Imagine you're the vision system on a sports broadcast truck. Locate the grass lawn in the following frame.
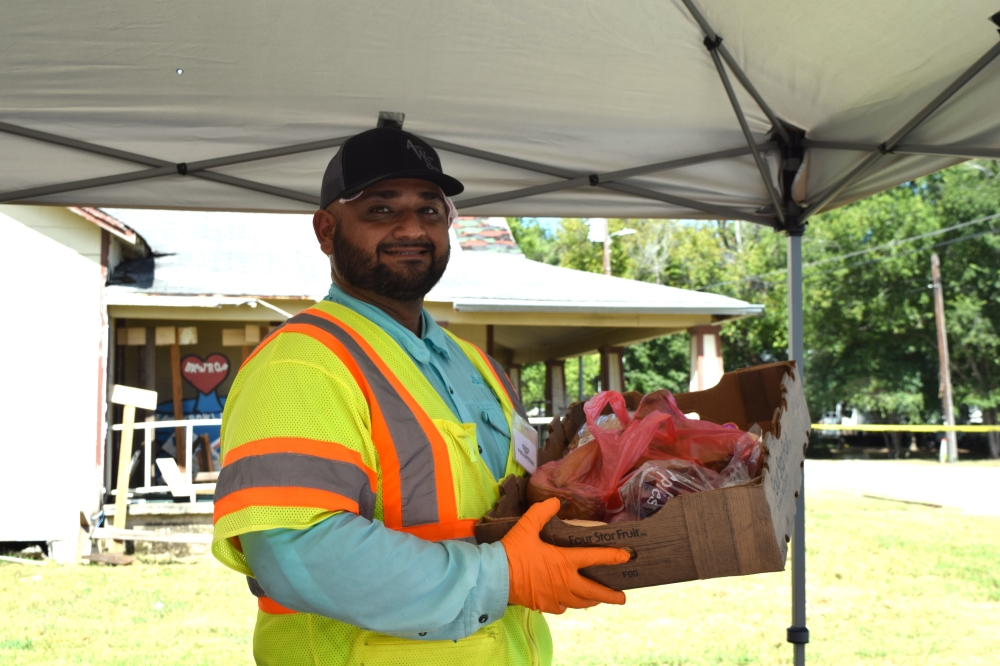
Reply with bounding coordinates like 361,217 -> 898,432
3,491 -> 998,665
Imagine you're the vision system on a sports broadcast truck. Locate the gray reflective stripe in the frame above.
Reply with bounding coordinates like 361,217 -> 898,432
215,452 -> 375,520
289,312 -> 440,527
485,353 -> 528,419
247,576 -> 267,598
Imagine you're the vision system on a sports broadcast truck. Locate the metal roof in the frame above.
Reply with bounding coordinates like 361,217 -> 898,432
102,208 -> 761,318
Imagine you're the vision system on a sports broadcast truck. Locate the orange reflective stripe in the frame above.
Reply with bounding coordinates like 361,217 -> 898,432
401,519 -> 478,542
239,324 -> 284,371
467,343 -> 528,420
258,596 -> 298,615
214,486 -> 359,524
224,438 -> 377,492
473,347 -> 514,404
307,307 -> 459,525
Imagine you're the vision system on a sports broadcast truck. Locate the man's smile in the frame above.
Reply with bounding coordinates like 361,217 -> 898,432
380,244 -> 433,259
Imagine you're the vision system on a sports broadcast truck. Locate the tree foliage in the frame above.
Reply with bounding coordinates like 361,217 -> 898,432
505,161 -> 1000,457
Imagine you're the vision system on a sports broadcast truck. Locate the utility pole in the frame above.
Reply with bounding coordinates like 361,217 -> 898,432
602,230 -> 612,276
931,253 -> 958,463
587,218 -> 636,276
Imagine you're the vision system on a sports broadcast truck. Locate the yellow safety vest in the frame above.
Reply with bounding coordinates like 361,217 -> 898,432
212,301 -> 551,666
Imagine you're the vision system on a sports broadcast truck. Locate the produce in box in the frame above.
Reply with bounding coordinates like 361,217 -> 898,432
527,388 -> 762,522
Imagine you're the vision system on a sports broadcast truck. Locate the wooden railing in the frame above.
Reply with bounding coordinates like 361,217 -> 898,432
111,418 -> 221,502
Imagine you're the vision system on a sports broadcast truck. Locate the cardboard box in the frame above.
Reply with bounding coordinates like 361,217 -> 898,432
475,361 -> 809,591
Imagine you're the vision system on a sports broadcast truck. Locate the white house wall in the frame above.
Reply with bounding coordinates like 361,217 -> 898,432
0,209 -> 106,560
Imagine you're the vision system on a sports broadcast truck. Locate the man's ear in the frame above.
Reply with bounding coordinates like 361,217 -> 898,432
313,208 -> 336,255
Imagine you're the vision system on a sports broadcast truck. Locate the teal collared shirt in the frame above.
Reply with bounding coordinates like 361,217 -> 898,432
324,283 -> 511,479
240,284 -> 512,640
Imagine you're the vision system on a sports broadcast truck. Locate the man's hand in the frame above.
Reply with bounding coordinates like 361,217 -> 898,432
501,498 -> 630,614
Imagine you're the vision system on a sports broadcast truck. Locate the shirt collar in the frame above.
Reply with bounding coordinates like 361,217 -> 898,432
324,283 -> 450,363
421,315 -> 453,361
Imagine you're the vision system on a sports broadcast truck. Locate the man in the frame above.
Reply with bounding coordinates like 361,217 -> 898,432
212,126 -> 630,666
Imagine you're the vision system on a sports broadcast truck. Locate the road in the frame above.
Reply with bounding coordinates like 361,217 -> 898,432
804,459 -> 1000,516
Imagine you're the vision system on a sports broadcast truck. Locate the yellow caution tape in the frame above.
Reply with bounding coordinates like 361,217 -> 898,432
812,423 -> 1000,433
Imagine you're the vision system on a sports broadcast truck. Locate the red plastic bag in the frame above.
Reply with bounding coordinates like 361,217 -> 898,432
527,390 -> 763,521
527,391 -> 677,520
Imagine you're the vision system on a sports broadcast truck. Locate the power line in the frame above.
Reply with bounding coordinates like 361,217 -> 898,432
701,211 -> 1000,290
801,224 -> 1000,284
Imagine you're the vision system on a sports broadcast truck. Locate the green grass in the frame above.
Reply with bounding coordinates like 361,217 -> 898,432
2,491 -> 998,665
548,492 -> 1000,666
0,555 -> 256,665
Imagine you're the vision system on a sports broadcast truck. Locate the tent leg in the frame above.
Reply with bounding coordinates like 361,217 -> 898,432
786,232 -> 808,664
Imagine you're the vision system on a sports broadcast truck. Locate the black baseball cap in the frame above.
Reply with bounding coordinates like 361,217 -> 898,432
320,127 -> 464,209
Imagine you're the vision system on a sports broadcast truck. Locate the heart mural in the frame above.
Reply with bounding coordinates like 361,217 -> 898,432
180,353 -> 231,395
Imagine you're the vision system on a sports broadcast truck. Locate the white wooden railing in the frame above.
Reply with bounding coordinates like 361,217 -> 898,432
111,418 -> 221,502
112,416 -> 553,503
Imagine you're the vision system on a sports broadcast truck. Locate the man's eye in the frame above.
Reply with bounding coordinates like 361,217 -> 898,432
420,207 -> 443,215
368,206 -> 391,214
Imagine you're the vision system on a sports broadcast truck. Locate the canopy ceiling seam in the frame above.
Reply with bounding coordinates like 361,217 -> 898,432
797,36 -> 1000,224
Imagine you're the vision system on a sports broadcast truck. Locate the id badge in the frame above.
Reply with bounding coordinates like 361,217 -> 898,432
511,412 -> 539,474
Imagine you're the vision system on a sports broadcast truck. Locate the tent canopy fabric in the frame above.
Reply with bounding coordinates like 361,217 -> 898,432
5,3 -> 999,662
2,1 -> 999,228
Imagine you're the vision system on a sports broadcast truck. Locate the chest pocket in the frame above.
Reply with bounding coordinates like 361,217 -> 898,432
432,419 -> 500,520
479,404 -> 511,443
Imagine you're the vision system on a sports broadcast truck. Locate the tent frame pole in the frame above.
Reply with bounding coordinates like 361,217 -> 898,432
803,139 -> 1000,161
0,116 -> 777,223
0,120 -> 326,205
435,137 -> 778,223
786,232 -> 808,666
798,38 -> 1000,224
677,0 -> 791,146
704,40 -> 786,225
678,7 -> 810,661
454,144 -> 768,209
5,28 -> 999,218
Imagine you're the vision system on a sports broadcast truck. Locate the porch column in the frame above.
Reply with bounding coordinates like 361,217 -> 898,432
507,364 -> 522,400
544,359 -> 567,417
599,346 -> 625,393
688,325 -> 724,392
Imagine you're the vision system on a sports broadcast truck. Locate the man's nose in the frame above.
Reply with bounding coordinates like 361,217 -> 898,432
393,209 -> 427,239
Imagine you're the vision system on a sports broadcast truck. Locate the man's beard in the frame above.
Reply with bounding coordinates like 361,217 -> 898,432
332,225 -> 449,302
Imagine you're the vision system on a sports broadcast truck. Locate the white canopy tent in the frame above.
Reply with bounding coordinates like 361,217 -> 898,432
4,1 -> 1000,662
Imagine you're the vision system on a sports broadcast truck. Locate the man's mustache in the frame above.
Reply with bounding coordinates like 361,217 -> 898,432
377,240 -> 436,253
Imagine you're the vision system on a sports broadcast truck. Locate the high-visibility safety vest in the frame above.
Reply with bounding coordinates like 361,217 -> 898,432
212,301 -> 552,666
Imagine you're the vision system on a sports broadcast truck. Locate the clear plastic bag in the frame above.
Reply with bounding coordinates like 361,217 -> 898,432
569,412 -> 625,451
616,425 -> 764,521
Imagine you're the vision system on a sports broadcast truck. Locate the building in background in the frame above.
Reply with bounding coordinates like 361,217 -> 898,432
0,206 -> 762,560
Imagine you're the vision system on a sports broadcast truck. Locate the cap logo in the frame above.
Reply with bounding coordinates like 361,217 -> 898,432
406,139 -> 440,172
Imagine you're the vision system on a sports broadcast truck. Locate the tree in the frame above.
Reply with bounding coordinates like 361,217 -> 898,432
802,184 -> 942,455
929,161 -> 1000,457
506,161 -> 1000,459
506,218 -> 557,264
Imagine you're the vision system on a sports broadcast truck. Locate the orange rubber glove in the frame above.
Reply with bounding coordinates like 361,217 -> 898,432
501,497 -> 630,614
